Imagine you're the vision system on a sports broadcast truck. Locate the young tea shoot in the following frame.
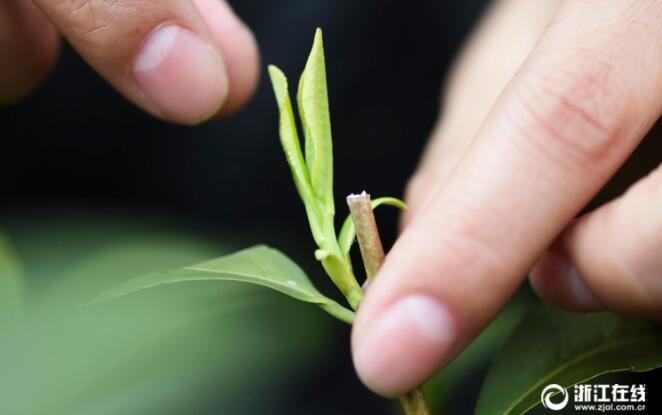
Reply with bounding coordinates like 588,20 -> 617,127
267,28 -> 406,312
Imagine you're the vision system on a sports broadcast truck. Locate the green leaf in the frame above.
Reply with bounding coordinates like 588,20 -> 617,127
297,28 -> 334,215
268,65 -> 325,244
0,232 -> 24,323
338,196 -> 407,255
269,30 -> 361,309
90,245 -> 354,324
0,214 -> 334,415
475,305 -> 662,415
267,65 -> 315,205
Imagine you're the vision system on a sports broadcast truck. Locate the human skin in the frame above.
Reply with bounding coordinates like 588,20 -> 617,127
352,0 -> 662,396
0,0 -> 259,124
3,0 -> 661,399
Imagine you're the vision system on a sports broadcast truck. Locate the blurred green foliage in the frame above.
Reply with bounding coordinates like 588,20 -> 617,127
476,305 -> 662,415
0,212 -> 331,415
0,232 -> 23,324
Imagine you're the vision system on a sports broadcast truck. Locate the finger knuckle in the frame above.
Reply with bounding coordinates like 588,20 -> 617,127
58,0 -> 122,34
55,0 -> 143,52
509,57 -> 637,171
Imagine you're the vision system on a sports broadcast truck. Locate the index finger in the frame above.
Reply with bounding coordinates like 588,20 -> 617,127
32,0 -> 258,124
351,0 -> 662,396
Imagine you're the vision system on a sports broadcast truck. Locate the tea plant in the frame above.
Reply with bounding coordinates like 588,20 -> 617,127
96,28 -> 429,413
88,29 -> 662,415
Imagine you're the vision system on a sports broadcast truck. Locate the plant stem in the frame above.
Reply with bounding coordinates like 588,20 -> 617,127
346,192 -> 432,415
346,192 -> 385,284
399,388 -> 432,415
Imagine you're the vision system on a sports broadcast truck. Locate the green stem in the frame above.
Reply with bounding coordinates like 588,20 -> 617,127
320,302 -> 356,324
345,193 -> 432,415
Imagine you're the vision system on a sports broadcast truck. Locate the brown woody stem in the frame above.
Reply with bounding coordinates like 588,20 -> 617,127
346,192 -> 431,415
398,388 -> 431,415
347,192 -> 385,284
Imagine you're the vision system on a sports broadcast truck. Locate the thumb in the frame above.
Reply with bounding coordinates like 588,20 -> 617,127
351,0 -> 662,396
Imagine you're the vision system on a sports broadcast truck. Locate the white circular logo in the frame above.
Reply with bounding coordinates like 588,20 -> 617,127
541,384 -> 569,411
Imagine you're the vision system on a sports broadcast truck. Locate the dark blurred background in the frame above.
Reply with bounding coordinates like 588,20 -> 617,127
0,0 -> 490,235
2,0 -> 661,414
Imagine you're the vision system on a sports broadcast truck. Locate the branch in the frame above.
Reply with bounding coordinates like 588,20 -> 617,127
346,192 -> 431,415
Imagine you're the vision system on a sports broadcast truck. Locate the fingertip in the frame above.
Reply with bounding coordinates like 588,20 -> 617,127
530,251 -> 603,312
214,20 -> 260,117
133,24 -> 229,125
192,0 -> 260,117
352,294 -> 457,396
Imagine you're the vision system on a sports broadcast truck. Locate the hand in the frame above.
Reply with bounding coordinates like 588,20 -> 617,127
0,0 -> 258,124
352,0 -> 662,396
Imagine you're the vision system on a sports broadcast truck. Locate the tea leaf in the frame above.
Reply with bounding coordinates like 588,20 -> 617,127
338,196 -> 407,256
267,66 -> 315,207
269,30 -> 362,302
90,245 -> 354,324
297,28 -> 334,215
475,305 -> 662,415
268,65 -> 325,243
0,232 -> 23,323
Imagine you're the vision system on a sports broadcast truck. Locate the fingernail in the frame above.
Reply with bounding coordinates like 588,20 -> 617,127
134,24 -> 228,124
352,294 -> 456,396
566,264 -> 602,309
532,252 -> 602,310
